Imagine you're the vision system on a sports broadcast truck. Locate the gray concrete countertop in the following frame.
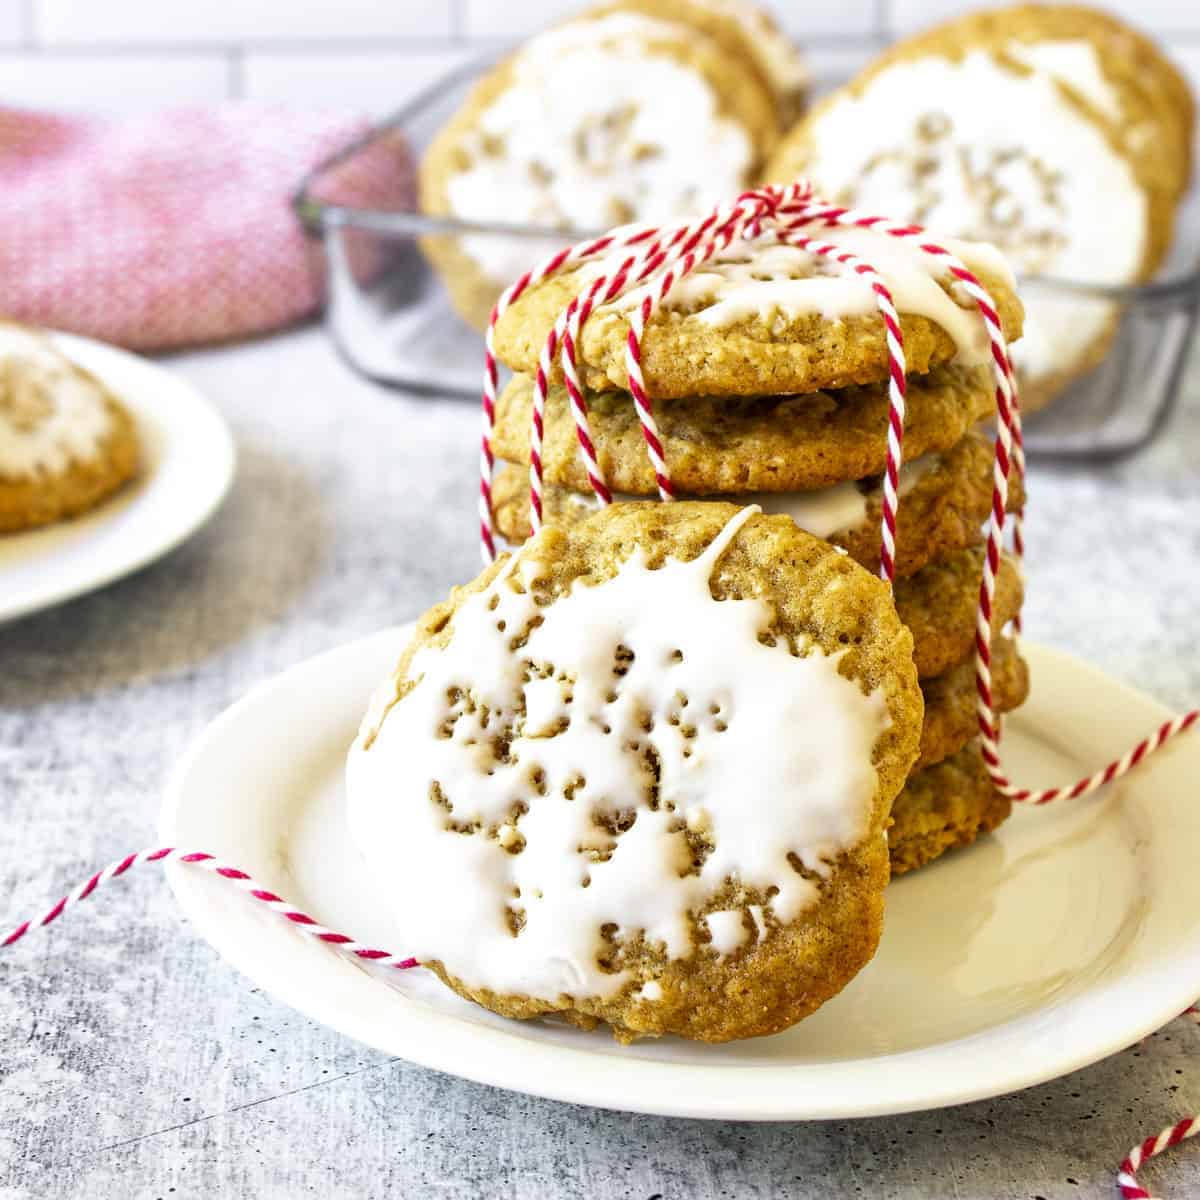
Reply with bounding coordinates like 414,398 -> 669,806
2,328 -> 1199,1199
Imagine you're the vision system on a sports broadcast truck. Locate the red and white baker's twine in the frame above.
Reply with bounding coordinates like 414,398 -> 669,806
2,848 -> 418,970
474,183 -> 1200,807
6,182 -> 1200,1194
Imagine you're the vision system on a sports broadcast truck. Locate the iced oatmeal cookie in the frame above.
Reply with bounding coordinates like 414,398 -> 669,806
916,637 -> 1028,772
348,501 -> 922,1042
493,227 -> 1022,398
420,11 -> 776,330
492,427 -> 1023,580
767,4 -> 1193,411
894,546 -> 1023,680
889,741 -> 1012,876
491,366 -> 997,495
0,322 -> 139,534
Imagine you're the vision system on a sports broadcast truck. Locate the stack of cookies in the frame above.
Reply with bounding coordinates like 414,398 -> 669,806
767,2 -> 1195,413
484,221 -> 1029,877
419,0 -> 807,330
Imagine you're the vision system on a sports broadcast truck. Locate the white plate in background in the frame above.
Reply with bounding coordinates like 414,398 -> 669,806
0,334 -> 235,623
161,632 -> 1200,1120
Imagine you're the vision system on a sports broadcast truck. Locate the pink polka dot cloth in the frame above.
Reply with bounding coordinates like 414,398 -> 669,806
0,105 -> 414,350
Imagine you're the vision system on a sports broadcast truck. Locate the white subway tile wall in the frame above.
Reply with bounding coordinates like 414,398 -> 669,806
0,0 -> 1196,113
887,0 -> 1200,33
462,0 -> 878,38
32,1 -> 455,45
0,53 -> 230,112
241,50 -> 473,114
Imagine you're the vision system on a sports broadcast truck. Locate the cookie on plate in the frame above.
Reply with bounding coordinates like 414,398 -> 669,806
420,11 -> 777,330
766,3 -> 1193,412
893,546 -> 1023,680
586,0 -> 809,125
348,501 -> 923,1042
492,426 -> 1023,580
0,322 -> 139,534
916,637 -> 1028,772
889,741 -> 1012,876
493,229 -> 1022,397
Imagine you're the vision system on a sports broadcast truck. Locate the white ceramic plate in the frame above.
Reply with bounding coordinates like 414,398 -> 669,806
0,334 -> 235,623
161,630 -> 1200,1120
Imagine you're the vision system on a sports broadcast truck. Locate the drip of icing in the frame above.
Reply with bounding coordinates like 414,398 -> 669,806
799,49 -> 1146,379
0,325 -> 113,480
741,451 -> 939,540
348,508 -> 888,1003
561,451 -> 940,541
597,230 -> 1012,367
444,13 -> 755,284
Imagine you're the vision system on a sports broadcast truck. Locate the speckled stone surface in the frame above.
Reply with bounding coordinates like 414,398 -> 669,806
2,328 -> 1199,1200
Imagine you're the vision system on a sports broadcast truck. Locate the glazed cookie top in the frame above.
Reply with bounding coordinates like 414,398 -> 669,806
766,5 -> 1183,383
492,226 -> 1022,397
492,365 -> 996,495
586,0 -> 809,124
348,502 -> 921,1007
419,11 -> 776,288
0,323 -> 117,482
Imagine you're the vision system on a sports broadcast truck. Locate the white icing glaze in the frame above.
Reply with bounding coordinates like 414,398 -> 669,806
637,979 -> 663,1001
740,451 -> 939,540
598,230 -> 1011,367
445,13 -> 755,284
754,483 -> 869,541
348,508 -> 888,1003
799,50 -> 1146,379
705,909 -> 749,956
0,325 -> 113,481
561,451 -> 939,542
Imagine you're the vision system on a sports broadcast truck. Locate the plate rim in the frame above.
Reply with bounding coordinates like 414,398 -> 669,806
160,630 -> 1200,1121
0,333 -> 236,623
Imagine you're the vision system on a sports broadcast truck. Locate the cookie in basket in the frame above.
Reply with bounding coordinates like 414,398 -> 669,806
905,5 -> 1194,209
492,228 -> 1022,397
585,0 -> 809,125
0,322 -> 139,534
347,502 -> 923,1042
492,426 -> 1023,580
765,3 -> 1193,412
889,741 -> 1012,876
419,11 -> 777,331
